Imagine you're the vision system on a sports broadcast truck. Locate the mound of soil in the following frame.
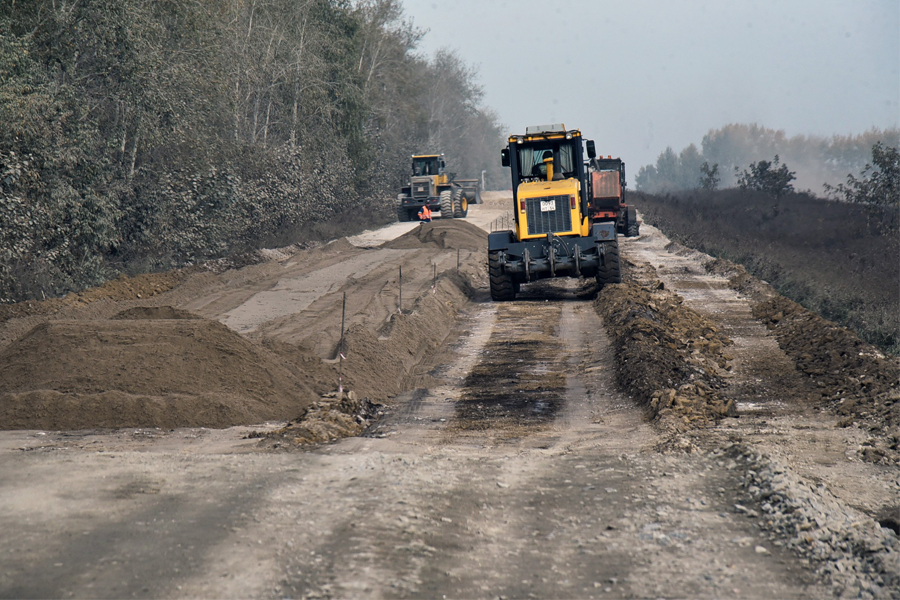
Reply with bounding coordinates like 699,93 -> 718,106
0,318 -> 316,430
594,261 -> 736,431
113,306 -> 201,320
634,190 -> 899,353
381,220 -> 488,251
260,259 -> 482,446
339,272 -> 474,402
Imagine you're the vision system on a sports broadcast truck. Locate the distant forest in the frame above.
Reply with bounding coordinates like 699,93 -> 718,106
636,124 -> 900,195
0,0 -> 506,302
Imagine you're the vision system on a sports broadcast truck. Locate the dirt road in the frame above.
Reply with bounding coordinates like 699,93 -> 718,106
0,196 -> 896,598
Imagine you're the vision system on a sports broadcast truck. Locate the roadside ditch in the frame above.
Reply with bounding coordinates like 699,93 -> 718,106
706,256 -> 899,465
595,232 -> 899,598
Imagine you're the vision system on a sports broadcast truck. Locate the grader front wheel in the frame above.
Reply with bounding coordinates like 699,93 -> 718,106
596,241 -> 622,287
488,251 -> 516,301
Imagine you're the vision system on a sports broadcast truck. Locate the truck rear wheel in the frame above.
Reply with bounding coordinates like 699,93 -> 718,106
488,251 -> 516,301
626,207 -> 639,237
439,190 -> 453,218
452,188 -> 468,218
596,241 -> 621,287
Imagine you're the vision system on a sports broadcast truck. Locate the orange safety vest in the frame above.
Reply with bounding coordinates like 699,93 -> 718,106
419,206 -> 432,220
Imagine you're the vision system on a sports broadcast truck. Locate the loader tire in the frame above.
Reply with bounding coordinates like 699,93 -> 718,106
452,188 -> 468,218
397,195 -> 412,222
439,190 -> 453,218
595,240 -> 621,287
488,251 -> 516,301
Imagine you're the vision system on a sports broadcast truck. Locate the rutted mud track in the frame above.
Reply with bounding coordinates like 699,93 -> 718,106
454,302 -> 567,431
0,196 -> 897,598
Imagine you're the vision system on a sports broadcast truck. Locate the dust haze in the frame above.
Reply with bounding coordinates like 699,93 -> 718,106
401,0 -> 900,184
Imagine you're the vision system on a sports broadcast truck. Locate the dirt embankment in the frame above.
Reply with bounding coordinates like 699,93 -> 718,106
0,271 -> 192,324
593,261 -> 736,432
0,221 -> 488,433
265,222 -> 489,445
632,190 -> 899,354
706,257 -> 900,464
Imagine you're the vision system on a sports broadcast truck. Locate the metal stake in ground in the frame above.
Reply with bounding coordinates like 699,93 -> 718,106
398,265 -> 402,314
433,263 -> 436,293
457,248 -> 460,272
338,291 -> 346,395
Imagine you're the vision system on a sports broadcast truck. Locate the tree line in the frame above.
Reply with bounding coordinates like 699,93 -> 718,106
636,123 -> 899,200
0,0 -> 506,302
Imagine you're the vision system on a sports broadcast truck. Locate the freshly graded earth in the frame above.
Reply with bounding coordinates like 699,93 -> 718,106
0,198 -> 897,599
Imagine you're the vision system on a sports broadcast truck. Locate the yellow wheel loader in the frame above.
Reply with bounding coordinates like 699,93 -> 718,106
396,154 -> 480,221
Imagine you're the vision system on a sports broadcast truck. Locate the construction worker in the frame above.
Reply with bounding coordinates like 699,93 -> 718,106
418,204 -> 432,223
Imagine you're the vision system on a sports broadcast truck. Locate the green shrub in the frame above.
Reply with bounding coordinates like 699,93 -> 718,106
735,155 -> 796,198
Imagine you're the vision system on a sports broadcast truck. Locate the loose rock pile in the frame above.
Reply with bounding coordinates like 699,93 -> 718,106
725,443 -> 900,599
263,391 -> 382,445
594,261 -> 736,431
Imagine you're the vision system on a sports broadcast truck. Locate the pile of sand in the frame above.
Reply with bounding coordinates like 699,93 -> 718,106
0,308 -> 318,430
0,222 -> 490,433
381,220 -> 487,251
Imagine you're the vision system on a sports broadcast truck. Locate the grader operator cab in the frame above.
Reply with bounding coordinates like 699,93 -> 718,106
396,154 -> 480,222
488,124 -> 621,301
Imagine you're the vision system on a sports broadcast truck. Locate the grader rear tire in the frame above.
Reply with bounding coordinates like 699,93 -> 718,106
626,207 -> 639,237
595,240 -> 621,287
439,190 -> 453,218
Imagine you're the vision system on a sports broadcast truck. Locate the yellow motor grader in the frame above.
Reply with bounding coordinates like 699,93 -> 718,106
488,124 -> 621,300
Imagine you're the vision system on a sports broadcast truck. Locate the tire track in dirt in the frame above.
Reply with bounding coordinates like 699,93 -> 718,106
451,302 -> 566,435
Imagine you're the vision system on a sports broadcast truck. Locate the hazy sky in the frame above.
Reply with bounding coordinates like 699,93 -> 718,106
400,0 -> 899,181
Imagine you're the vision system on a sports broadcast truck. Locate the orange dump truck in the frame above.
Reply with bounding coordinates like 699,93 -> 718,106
588,157 -> 640,237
